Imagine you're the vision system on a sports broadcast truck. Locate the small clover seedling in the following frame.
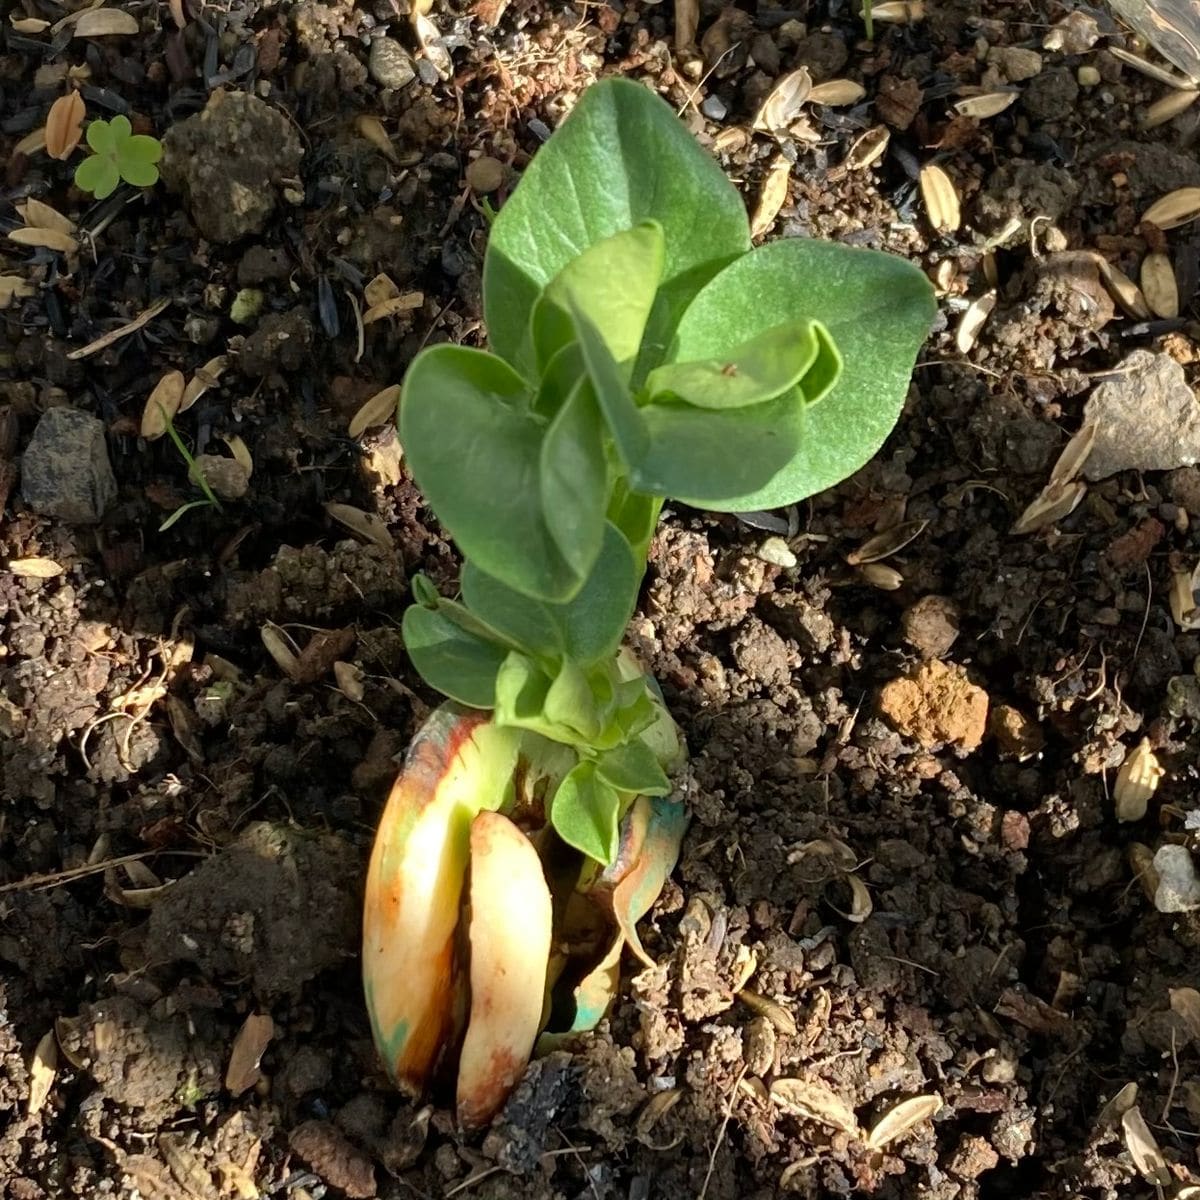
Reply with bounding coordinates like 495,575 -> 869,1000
363,78 -> 936,1122
74,116 -> 162,199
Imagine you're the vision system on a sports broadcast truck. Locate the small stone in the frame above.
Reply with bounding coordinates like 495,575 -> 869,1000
1083,350 -> 1200,480
988,46 -> 1043,82
1077,64 -> 1101,86
368,36 -> 415,90
878,659 -> 989,751
20,407 -> 117,524
1153,844 -> 1200,913
191,455 -> 250,501
701,94 -> 728,121
465,155 -> 505,194
901,594 -> 960,658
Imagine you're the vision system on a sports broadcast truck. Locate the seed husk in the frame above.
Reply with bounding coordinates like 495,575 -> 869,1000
870,0 -> 924,22
1171,565 -> 1200,629
1113,737 -> 1165,822
73,8 -> 140,36
1012,480 -> 1085,535
847,518 -> 928,565
179,355 -> 229,412
1093,255 -> 1151,319
1096,1081 -> 1138,1129
751,155 -> 791,239
45,91 -> 86,159
954,91 -> 1018,119
18,198 -> 76,235
348,384 -> 401,438
1108,45 -> 1196,90
808,79 -> 866,106
771,1078 -> 860,1135
1140,89 -> 1200,129
1140,252 -> 1179,318
1122,1106 -> 1171,1186
955,291 -> 996,353
866,1094 -> 942,1150
753,67 -> 813,133
8,227 -> 76,253
1048,421 -> 1097,488
919,163 -> 960,233
857,562 -> 903,590
140,371 -> 186,440
1142,187 -> 1200,231
845,125 -> 889,170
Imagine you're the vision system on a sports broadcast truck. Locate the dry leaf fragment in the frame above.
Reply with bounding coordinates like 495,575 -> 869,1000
348,384 -> 401,438
751,155 -> 791,239
808,79 -> 866,106
1140,252 -> 1179,318
179,355 -> 229,412
753,68 -> 813,133
919,164 -> 960,233
865,1094 -> 941,1150
45,92 -> 86,159
1012,479 -> 1085,535
7,227 -> 77,253
1096,1081 -> 1138,1129
1122,1106 -> 1171,1186
1141,89 -> 1200,129
140,371 -> 186,440
1048,421 -> 1097,488
738,989 -> 798,1035
955,291 -> 996,353
1170,987 -> 1200,1040
770,1078 -> 860,1136
73,7 -> 139,36
8,557 -> 65,578
324,501 -> 394,554
27,1029 -> 58,1116
226,1013 -> 275,1095
845,125 -> 889,170
1143,187 -> 1200,231
953,91 -> 1018,119
354,115 -> 398,164
1114,738 -> 1165,822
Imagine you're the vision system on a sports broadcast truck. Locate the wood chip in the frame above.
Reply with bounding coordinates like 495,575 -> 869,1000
1114,738 -> 1164,822
324,501 -> 394,554
1122,1106 -> 1171,1186
1140,89 -> 1200,129
67,297 -> 171,359
1140,252 -> 1179,318
73,7 -> 139,36
27,1029 -> 58,1116
919,163 -> 960,233
348,384 -> 401,438
8,227 -> 77,253
770,1078 -> 860,1136
140,371 -> 186,440
808,79 -> 865,106
751,155 -> 791,239
955,291 -> 996,353
1143,187 -> 1200,231
845,125 -> 889,170
226,1013 -> 275,1096
179,355 -> 229,412
45,92 -> 86,160
753,67 -> 813,133
865,1094 -> 941,1150
8,557 -> 65,578
954,91 -> 1018,119
18,198 -> 76,235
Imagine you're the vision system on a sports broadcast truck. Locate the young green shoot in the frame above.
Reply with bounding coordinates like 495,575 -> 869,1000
158,406 -> 223,531
74,116 -> 163,199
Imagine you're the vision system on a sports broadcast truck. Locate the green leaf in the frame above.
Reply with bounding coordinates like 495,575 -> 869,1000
533,341 -> 585,417
485,78 -> 750,380
645,319 -> 841,410
540,379 -> 607,580
400,344 -> 585,601
607,483 -> 660,567
551,761 -> 622,863
570,301 -> 649,468
74,154 -> 121,199
545,660 -> 602,741
668,239 -> 936,509
402,604 -> 508,708
85,119 -> 117,156
594,738 -> 671,796
535,222 -> 666,374
124,133 -> 163,165
119,157 -> 160,188
107,114 -> 132,141
493,652 -> 583,745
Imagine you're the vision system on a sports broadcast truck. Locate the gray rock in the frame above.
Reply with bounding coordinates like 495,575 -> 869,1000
1153,844 -> 1200,913
368,36 -> 415,90
1083,350 -> 1200,479
701,94 -> 728,121
21,407 -> 116,524
161,91 -> 303,244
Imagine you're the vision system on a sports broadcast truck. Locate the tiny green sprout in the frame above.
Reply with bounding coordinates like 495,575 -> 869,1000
158,405 -> 223,531
74,116 -> 163,200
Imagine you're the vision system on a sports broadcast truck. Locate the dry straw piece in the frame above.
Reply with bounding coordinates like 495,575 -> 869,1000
919,164 -> 960,233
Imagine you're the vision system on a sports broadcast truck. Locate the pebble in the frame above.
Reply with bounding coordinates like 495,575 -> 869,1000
1153,844 -> 1200,912
1083,349 -> 1200,480
368,36 -> 415,90
701,94 -> 728,121
20,407 -> 117,524
465,155 -> 504,194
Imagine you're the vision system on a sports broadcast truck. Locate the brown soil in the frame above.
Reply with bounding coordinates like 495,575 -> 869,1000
5,1 -> 1200,1198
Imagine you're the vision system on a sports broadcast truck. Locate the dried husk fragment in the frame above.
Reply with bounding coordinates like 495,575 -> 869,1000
1143,187 -> 1200,231
1140,89 -> 1199,129
771,1078 -> 860,1136
1170,987 -> 1200,1040
19,198 -> 76,235
45,92 -> 86,159
1170,564 -> 1200,629
73,8 -> 140,36
1113,737 -> 1164,822
1094,255 -> 1151,319
846,519 -> 927,565
1140,252 -> 1179,318
956,292 -> 995,353
751,155 -> 791,239
0,276 -> 36,308
1096,1081 -> 1138,1129
870,0 -> 924,22
27,1029 -> 57,1116
7,557 -> 64,578
324,501 -> 394,554
179,355 -> 229,412
753,68 -> 813,133
226,1013 -> 275,1096
845,125 -> 889,170
919,164 -> 960,233
866,1094 -> 942,1150
348,384 -> 401,438
954,92 -> 1017,119
140,371 -> 186,440
1121,1105 -> 1171,1186
8,227 -> 77,253
808,79 -> 866,106
1012,480 -> 1085,535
